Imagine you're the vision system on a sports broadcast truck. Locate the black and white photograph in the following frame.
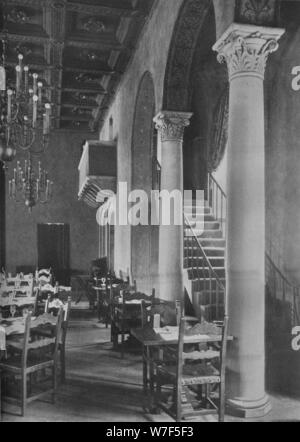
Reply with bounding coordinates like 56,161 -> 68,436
0,0 -> 300,424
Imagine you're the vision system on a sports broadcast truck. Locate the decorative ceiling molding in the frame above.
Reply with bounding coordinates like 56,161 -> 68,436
80,16 -> 106,34
7,7 -> 32,24
1,0 -> 155,131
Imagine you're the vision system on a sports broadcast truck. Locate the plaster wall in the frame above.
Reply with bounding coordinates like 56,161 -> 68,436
5,130 -> 99,274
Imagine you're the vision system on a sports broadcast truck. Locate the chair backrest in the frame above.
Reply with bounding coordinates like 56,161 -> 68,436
176,315 -> 229,382
140,290 -> 158,327
21,310 -> 63,368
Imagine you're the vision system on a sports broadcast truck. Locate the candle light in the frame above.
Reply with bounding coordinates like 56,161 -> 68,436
33,73 -> 38,95
49,181 -> 53,199
46,179 -> 50,199
9,180 -> 12,198
36,179 -> 40,199
18,54 -> 23,68
45,103 -> 51,135
15,66 -> 21,94
38,82 -> 43,104
0,66 -> 6,91
43,113 -> 47,136
32,95 -> 38,128
24,66 -> 29,94
7,89 -> 12,123
24,116 -> 28,140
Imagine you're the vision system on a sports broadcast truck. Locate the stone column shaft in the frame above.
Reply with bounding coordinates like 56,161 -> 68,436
213,23 -> 285,418
154,111 -> 192,303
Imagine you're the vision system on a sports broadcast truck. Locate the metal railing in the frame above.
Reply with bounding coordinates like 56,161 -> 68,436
266,252 -> 300,327
152,156 -> 161,191
184,214 -> 226,322
208,173 -> 226,237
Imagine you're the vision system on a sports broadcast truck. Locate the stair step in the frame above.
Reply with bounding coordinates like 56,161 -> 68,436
200,238 -> 226,247
187,267 -> 225,279
193,291 -> 225,305
184,221 -> 220,229
185,229 -> 223,239
203,247 -> 225,256
184,247 -> 225,257
192,278 -> 226,291
187,238 -> 226,248
184,257 -> 225,268
184,247 -> 225,258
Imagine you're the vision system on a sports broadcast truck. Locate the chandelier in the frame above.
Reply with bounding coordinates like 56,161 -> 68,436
0,41 -> 52,166
8,155 -> 53,211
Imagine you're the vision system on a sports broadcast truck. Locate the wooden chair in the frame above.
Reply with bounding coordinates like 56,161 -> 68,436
34,296 -> 72,383
111,285 -> 154,358
0,310 -> 63,417
154,316 -> 229,422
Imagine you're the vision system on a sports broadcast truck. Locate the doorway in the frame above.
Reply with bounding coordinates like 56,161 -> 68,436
37,223 -> 70,285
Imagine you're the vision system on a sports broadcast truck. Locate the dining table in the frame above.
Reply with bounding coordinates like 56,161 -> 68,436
131,324 -> 234,413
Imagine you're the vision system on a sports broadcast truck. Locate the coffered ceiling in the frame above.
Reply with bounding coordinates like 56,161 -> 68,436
0,0 -> 155,132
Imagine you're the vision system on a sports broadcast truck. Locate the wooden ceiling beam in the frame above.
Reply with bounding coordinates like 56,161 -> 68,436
66,39 -> 127,52
66,2 -> 146,18
4,0 -> 144,18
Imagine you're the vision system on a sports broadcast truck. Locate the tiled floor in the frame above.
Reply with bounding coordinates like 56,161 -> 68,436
2,312 -> 300,422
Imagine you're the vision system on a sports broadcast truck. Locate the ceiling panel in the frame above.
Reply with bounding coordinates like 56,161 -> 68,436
0,0 -> 155,132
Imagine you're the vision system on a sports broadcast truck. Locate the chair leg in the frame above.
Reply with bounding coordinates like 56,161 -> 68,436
60,346 -> 66,384
21,374 -> 27,417
176,384 -> 182,423
121,330 -> 125,359
52,364 -> 57,404
219,382 -> 225,422
28,373 -> 33,397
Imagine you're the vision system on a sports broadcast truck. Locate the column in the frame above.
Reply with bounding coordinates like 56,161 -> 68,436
213,23 -> 285,418
154,111 -> 192,303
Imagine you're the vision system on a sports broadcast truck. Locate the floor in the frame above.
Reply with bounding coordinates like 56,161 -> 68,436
2,311 -> 300,422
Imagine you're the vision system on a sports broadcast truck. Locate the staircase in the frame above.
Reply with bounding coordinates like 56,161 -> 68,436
183,175 -> 226,321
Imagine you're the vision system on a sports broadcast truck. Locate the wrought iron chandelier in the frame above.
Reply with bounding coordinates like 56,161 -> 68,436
0,45 -> 52,165
0,0 -> 52,166
8,155 -> 53,211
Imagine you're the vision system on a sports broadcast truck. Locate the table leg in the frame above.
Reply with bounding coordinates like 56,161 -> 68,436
97,292 -> 101,322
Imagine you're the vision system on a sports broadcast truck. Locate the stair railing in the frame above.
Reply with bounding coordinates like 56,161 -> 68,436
207,172 -> 300,326
208,173 -> 226,237
266,252 -> 300,327
152,156 -> 161,191
184,214 -> 226,321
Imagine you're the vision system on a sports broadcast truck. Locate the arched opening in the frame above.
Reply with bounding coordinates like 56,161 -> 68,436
131,72 -> 158,294
162,0 -> 228,197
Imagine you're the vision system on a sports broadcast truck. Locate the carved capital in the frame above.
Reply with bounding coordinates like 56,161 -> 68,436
213,23 -> 285,81
154,111 -> 193,143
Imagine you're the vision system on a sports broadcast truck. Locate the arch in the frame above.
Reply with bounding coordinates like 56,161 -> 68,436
163,0 -> 228,194
163,0 -> 212,112
131,71 -> 158,294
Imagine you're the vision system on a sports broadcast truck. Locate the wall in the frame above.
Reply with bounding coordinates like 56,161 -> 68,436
100,0 -> 185,284
5,130 -> 99,274
266,5 -> 300,283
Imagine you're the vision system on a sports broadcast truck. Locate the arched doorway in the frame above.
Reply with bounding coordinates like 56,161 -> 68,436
131,72 -> 158,294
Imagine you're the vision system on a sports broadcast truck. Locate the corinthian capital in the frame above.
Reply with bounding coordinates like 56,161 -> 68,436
154,111 -> 193,143
213,23 -> 285,81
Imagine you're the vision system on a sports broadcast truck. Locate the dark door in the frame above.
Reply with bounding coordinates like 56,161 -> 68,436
37,224 -> 70,285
